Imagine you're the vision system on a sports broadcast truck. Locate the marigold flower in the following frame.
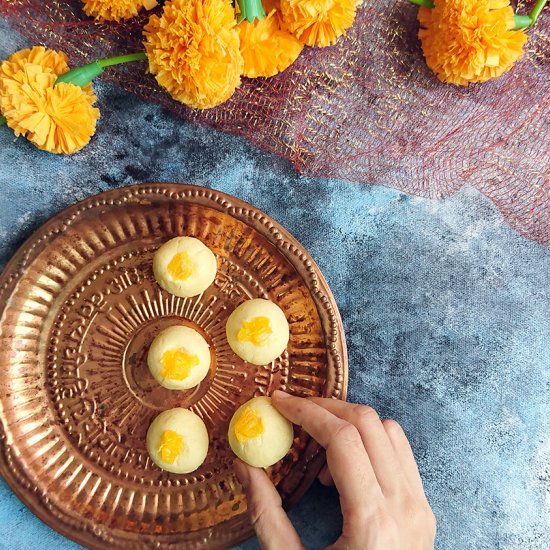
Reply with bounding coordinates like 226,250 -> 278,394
280,0 -> 356,47
0,46 -> 100,154
237,10 -> 304,77
82,0 -> 158,22
143,0 -> 244,109
263,0 -> 281,11
418,0 -> 527,85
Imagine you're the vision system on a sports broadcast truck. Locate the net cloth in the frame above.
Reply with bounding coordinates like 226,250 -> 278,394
1,0 -> 548,245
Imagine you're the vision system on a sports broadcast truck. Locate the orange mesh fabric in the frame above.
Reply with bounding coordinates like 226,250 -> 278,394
1,1 -> 548,245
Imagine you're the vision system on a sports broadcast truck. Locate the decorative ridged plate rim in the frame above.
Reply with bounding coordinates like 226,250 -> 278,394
0,183 -> 348,549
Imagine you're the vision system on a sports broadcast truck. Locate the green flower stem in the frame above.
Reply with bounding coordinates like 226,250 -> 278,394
55,61 -> 103,87
0,115 -> 5,126
55,51 -> 147,88
514,14 -> 533,29
530,0 -> 548,25
236,0 -> 266,23
408,0 -> 434,8
97,52 -> 147,68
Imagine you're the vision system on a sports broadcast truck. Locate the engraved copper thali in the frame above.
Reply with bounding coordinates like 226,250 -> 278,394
0,183 -> 347,549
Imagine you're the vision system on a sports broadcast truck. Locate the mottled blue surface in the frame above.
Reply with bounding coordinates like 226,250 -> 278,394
0,20 -> 549,550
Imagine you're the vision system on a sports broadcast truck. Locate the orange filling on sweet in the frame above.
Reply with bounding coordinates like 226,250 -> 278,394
234,406 -> 264,442
161,348 -> 200,380
167,251 -> 194,281
237,316 -> 272,346
159,430 -> 183,464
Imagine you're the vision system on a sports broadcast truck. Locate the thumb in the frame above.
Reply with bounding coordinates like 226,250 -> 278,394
234,459 -> 304,550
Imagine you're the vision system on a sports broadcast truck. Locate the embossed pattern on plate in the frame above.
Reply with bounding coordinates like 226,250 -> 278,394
0,184 -> 348,549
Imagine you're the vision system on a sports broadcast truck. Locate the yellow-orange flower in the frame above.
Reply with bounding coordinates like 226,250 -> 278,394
418,0 -> 527,85
280,0 -> 356,47
263,0 -> 283,13
82,0 -> 158,22
237,10 -> 303,77
143,0 -> 244,109
0,46 -> 100,154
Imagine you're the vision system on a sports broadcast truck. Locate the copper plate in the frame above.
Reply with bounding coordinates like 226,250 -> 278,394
0,183 -> 347,549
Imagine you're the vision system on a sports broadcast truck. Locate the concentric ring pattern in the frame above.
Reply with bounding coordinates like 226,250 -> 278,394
0,184 -> 347,549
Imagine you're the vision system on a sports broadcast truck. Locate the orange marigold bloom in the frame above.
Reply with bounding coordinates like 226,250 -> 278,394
261,0 -> 290,30
237,10 -> 304,77
418,0 -> 527,85
143,0 -> 243,109
0,46 -> 100,154
280,0 -> 356,47
82,0 -> 158,22
263,0 -> 281,12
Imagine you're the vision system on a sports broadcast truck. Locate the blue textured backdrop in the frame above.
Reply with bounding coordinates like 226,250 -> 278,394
0,20 -> 549,550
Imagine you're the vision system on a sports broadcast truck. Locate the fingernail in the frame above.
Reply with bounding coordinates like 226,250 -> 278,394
233,459 -> 250,489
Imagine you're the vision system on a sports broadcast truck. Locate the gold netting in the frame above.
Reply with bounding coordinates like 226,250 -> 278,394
1,0 -> 548,245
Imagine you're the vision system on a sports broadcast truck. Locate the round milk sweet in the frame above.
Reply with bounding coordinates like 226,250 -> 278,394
147,325 -> 211,390
228,396 -> 294,468
226,299 -> 289,365
153,236 -> 217,297
147,408 -> 209,474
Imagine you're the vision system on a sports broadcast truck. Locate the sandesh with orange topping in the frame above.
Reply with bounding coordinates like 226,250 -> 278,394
153,236 -> 217,298
147,408 -> 209,474
226,299 -> 290,365
228,396 -> 293,468
147,325 -> 211,390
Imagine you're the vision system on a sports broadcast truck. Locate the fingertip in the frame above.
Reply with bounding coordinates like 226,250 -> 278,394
272,390 -> 296,415
318,463 -> 334,486
239,461 -> 304,548
233,459 -> 251,489
272,389 -> 291,401
235,459 -> 273,493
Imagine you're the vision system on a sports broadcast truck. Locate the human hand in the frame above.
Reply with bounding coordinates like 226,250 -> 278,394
234,390 -> 436,550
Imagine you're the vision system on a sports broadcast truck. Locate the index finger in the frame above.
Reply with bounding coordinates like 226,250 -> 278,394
272,391 -> 383,515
